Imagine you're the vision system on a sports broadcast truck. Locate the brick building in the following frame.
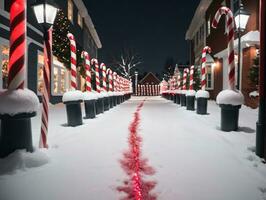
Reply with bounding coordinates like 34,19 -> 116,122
186,0 -> 259,108
0,0 -> 102,103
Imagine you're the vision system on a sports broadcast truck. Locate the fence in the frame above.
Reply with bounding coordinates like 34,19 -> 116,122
135,84 -> 160,96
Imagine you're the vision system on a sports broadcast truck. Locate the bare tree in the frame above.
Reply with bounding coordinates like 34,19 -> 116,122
112,48 -> 142,79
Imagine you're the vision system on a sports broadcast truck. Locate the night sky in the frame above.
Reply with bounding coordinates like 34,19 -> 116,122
84,0 -> 198,75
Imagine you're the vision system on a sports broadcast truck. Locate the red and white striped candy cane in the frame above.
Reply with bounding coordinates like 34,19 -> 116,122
91,58 -> 101,93
8,0 -> 26,90
39,28 -> 52,149
182,68 -> 188,90
113,72 -> 117,92
177,73 -> 181,90
100,63 -> 107,92
106,68 -> 113,92
201,46 -> 212,90
212,7 -> 235,90
67,33 -> 77,90
189,65 -> 194,90
82,51 -> 91,92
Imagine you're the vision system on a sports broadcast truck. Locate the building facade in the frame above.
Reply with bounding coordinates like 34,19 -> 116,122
0,0 -> 102,103
186,0 -> 260,108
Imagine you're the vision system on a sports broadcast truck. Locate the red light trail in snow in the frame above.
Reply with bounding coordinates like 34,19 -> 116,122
117,99 -> 157,200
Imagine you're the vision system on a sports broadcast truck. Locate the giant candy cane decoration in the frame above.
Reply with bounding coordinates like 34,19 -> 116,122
91,58 -> 101,93
212,7 -> 235,90
189,65 -> 194,90
82,51 -> 92,92
106,68 -> 113,92
8,0 -> 26,90
201,46 -> 212,90
67,33 -> 77,90
182,68 -> 188,90
100,63 -> 107,92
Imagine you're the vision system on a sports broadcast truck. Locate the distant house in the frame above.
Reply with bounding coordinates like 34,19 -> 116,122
185,0 -> 259,108
139,72 -> 160,85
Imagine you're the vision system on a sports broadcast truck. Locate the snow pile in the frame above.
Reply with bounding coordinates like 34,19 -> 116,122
0,89 -> 39,116
175,90 -> 182,94
108,91 -> 115,96
83,92 -> 98,101
216,89 -> 244,105
186,90 -> 196,96
181,90 -> 187,95
249,91 -> 259,98
196,90 -> 210,98
0,149 -> 49,175
62,90 -> 83,102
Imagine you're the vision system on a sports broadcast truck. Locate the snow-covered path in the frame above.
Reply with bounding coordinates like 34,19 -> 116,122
1,96 -> 266,200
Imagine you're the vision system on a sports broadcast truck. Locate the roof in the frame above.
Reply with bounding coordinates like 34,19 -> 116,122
73,0 -> 102,48
185,0 -> 212,40
139,72 -> 160,84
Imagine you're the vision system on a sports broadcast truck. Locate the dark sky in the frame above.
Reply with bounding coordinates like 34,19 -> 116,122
83,0 -> 198,75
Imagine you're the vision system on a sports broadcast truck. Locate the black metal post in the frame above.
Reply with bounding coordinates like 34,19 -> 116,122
256,0 -> 266,159
237,30 -> 241,90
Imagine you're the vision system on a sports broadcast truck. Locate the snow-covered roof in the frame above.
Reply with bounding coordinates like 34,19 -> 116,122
73,0 -> 102,49
185,0 -> 212,40
215,31 -> 260,58
139,72 -> 160,84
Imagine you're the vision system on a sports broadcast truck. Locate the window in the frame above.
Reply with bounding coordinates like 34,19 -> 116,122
232,0 -> 240,14
68,0 -> 73,23
206,65 -> 214,89
0,0 -> 4,9
207,17 -> 211,36
77,13 -> 83,28
37,53 -> 44,95
52,56 -> 69,95
0,45 -> 9,89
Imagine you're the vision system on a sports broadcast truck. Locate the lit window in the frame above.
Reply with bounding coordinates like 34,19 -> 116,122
77,13 -> 83,28
68,0 -> 73,23
207,17 -> 211,36
1,45 -> 9,89
206,65 -> 214,90
37,53 -> 44,94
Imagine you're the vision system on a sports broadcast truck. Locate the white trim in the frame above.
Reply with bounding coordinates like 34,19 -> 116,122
27,23 -> 43,36
0,8 -> 9,17
0,24 -> 9,31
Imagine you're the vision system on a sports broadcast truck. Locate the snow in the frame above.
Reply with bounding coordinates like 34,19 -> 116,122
0,89 -> 39,116
62,90 -> 83,102
0,96 -> 265,200
249,91 -> 259,98
83,92 -> 98,101
185,90 -> 196,96
175,90 -> 182,94
216,89 -> 244,106
196,90 -> 210,98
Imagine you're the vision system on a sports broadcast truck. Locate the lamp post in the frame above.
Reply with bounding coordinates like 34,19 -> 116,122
135,70 -> 138,95
234,2 -> 250,90
256,0 -> 266,159
32,0 -> 58,148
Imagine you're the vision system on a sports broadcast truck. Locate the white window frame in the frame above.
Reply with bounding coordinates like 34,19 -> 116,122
68,0 -> 73,23
206,65 -> 214,90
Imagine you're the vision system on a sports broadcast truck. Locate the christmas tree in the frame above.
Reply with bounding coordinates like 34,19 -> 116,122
248,56 -> 259,89
193,66 -> 201,91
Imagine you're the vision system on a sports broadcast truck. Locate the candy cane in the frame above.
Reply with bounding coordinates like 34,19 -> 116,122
113,72 -> 117,92
183,68 -> 188,90
100,63 -> 107,92
212,7 -> 235,90
177,73 -> 181,90
91,58 -> 101,93
81,51 -> 91,92
39,28 -> 52,149
8,0 -> 26,90
67,33 -> 77,90
201,46 -> 212,90
106,68 -> 113,92
189,65 -> 194,90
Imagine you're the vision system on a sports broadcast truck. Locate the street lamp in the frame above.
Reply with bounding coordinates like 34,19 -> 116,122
234,3 -> 250,90
135,70 -> 138,95
32,0 -> 58,148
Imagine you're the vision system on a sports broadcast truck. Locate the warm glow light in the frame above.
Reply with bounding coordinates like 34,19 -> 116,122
32,2 -> 58,27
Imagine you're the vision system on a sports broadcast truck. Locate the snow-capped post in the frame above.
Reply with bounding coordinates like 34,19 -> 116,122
82,51 -> 97,119
186,65 -> 196,111
62,33 -> 83,127
91,58 -> 104,114
107,68 -> 114,108
39,28 -> 52,149
181,68 -> 188,107
212,7 -> 244,131
256,0 -> 266,158
100,63 -> 110,111
0,0 -> 39,158
196,46 -> 212,115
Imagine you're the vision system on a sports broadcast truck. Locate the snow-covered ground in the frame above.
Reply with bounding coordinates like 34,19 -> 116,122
0,96 -> 266,200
